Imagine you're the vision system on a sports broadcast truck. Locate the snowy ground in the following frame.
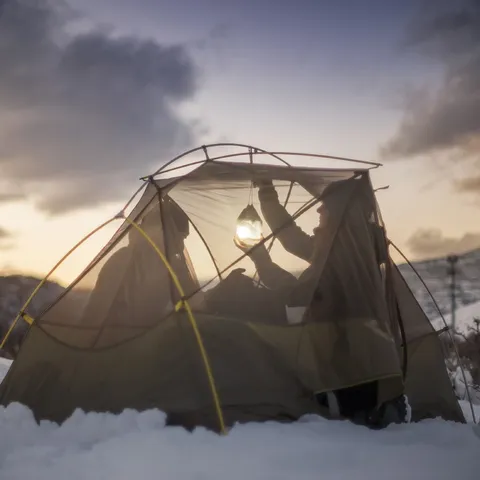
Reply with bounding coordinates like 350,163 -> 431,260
0,357 -> 10,382
0,358 -> 479,480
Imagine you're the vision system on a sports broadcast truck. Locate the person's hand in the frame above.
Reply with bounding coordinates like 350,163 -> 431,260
229,268 -> 246,277
233,236 -> 253,253
253,178 -> 273,189
234,235 -> 266,252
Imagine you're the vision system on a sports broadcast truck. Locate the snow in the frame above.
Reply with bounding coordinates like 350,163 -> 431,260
452,367 -> 480,406
431,300 -> 480,336
1,407 -> 480,480
460,399 -> 480,424
0,357 -> 10,382
0,359 -> 479,479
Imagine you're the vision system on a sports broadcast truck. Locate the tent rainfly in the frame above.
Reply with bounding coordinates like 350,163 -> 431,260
0,144 -> 467,434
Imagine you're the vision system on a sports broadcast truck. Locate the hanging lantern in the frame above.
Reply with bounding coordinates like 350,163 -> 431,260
234,204 -> 263,248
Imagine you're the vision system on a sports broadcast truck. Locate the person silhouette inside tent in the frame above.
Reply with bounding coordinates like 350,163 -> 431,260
160,197 -> 201,304
234,177 -> 407,429
81,196 -> 199,330
234,178 -> 350,304
235,177 -> 388,305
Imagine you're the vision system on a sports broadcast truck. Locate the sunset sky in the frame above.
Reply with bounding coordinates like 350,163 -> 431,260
1,0 -> 479,285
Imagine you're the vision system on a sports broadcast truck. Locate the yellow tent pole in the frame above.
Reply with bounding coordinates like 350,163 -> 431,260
123,216 -> 226,435
0,218 -> 117,350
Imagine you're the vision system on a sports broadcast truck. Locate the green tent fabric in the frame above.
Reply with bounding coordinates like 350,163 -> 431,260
0,145 -> 465,431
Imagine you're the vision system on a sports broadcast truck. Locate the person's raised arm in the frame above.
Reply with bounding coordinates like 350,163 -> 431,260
234,239 -> 297,292
257,180 -> 314,262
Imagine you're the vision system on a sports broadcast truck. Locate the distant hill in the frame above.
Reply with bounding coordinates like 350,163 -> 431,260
0,275 -> 66,356
398,247 -> 480,320
0,275 -> 65,327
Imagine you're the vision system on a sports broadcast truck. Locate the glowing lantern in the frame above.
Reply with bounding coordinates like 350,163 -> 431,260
234,204 -> 263,248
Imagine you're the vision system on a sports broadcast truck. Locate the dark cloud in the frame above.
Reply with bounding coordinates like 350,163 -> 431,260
0,192 -> 26,204
0,226 -> 14,251
0,227 -> 10,240
0,0 -> 199,214
381,0 -> 480,194
454,175 -> 480,193
407,228 -> 480,259
405,2 -> 480,60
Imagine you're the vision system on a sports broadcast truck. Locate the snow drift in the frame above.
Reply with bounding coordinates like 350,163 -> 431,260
0,358 -> 479,479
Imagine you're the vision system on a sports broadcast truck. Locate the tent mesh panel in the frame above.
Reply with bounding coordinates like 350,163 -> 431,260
0,159 -> 464,427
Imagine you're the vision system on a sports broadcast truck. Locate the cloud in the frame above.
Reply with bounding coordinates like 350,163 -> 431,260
0,192 -> 26,204
454,175 -> 480,193
0,0 -> 199,214
0,226 -> 14,250
381,0 -> 480,194
407,228 -> 480,259
0,227 -> 10,240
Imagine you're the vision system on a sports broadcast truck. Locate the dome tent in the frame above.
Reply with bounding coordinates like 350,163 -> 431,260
0,144 -> 465,433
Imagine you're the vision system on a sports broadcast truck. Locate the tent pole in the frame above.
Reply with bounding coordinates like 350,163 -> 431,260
122,216 -> 226,435
142,143 -> 293,179
173,205 -> 223,282
0,217 -> 117,351
252,181 -> 294,285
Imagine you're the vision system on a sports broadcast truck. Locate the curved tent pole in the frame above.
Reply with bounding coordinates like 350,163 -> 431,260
162,143 -> 291,171
122,216 -> 226,435
123,180 -> 150,214
150,151 -> 379,179
206,151 -> 380,169
252,180 -> 295,285
269,151 -> 381,168
142,143 -> 292,179
141,143 -> 382,181
152,159 -> 208,177
389,240 -> 477,424
168,201 -> 223,282
151,151 -> 289,179
86,181 -> 150,262
1,211 -> 226,435
37,192 -> 163,326
184,192 -> 326,299
47,181 -> 152,300
0,217 -> 117,350
188,216 -> 223,281
82,180 -> 150,272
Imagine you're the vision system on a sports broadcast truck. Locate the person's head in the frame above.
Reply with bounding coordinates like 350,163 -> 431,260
125,199 -> 190,251
122,208 -> 159,247
315,202 -> 330,229
314,178 -> 355,232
